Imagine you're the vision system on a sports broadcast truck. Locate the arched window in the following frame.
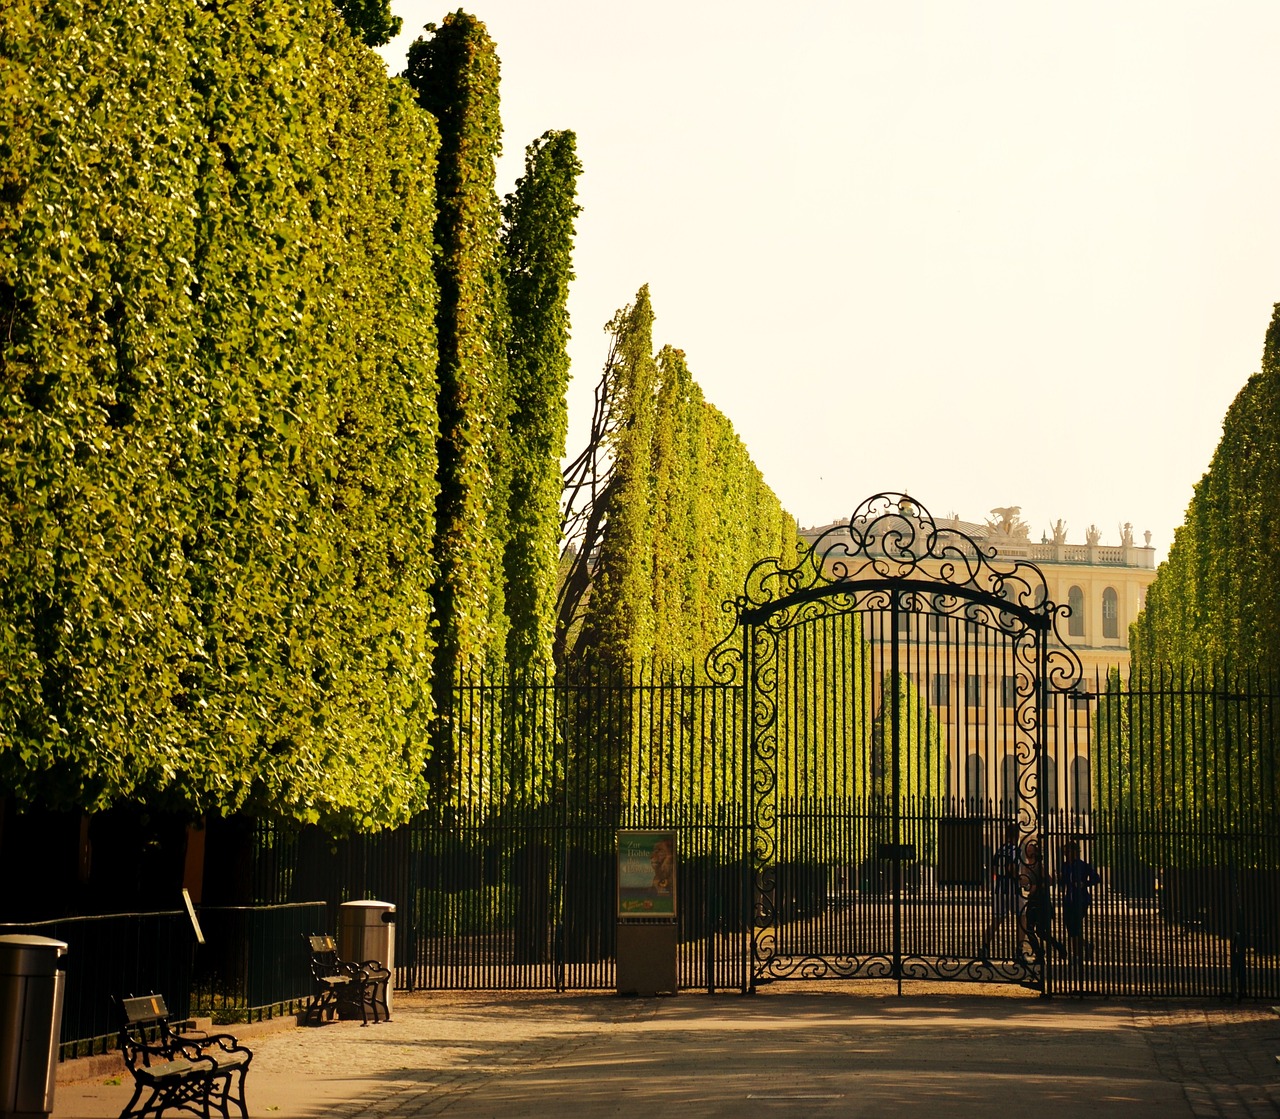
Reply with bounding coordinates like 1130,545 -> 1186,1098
1001,754 -> 1018,813
966,754 -> 986,810
1044,755 -> 1058,814
1071,756 -> 1091,815
1068,586 -> 1085,637
1102,587 -> 1119,639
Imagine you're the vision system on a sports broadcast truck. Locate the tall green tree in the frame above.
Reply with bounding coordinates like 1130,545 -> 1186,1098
863,673 -> 944,863
501,130 -> 581,678
570,289 -> 659,673
648,345 -> 700,667
1124,307 -> 1280,851
1132,305 -> 1280,671
564,286 -> 803,677
406,13 -> 511,697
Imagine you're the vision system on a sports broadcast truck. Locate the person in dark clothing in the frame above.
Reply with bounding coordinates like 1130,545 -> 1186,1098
1019,840 -> 1066,963
1059,840 -> 1102,964
979,822 -> 1021,963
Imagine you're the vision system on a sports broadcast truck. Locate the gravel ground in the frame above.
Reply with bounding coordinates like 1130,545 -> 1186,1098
52,987 -> 1280,1119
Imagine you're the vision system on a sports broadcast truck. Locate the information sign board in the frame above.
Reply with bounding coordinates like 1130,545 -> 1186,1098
616,830 -> 676,919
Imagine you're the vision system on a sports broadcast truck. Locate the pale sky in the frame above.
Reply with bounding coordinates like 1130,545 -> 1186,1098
378,2 -> 1280,562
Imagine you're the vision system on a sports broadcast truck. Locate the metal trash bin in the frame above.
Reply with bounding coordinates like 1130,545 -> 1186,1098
0,935 -> 68,1119
337,901 -> 394,1015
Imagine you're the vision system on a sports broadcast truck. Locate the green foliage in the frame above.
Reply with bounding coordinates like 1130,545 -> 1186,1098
1092,664 -> 1278,872
0,0 -> 440,830
406,11 -> 510,690
501,130 -> 581,678
572,289 -> 659,672
332,0 -> 402,47
867,672 -> 945,862
1122,308 -> 1280,853
871,673 -> 946,805
570,290 -> 801,675
557,287 -> 809,813
774,612 -> 875,808
1132,305 -> 1280,672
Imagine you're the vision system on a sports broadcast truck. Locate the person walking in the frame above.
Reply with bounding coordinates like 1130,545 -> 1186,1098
979,822 -> 1021,963
1059,840 -> 1102,965
1019,839 -> 1066,963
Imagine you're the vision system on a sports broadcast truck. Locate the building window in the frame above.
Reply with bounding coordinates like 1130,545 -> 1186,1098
1102,587 -> 1119,639
1068,586 -> 1085,637
896,610 -> 910,636
928,612 -> 947,635
931,675 -> 950,706
1002,676 -> 1018,708
966,754 -> 986,808
1071,756 -> 1091,815
1044,755 -> 1058,812
966,674 -> 982,706
1001,754 -> 1018,811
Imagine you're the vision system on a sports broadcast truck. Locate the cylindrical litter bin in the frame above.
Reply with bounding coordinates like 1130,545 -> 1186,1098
0,935 -> 68,1119
337,901 -> 394,1015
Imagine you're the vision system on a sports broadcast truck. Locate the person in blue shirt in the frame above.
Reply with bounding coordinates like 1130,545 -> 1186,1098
1059,840 -> 1102,964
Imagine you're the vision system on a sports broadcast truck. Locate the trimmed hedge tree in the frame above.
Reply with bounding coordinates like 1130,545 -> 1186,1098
569,288 -> 801,674
502,130 -> 581,679
0,0 -> 441,830
1131,305 -> 1280,672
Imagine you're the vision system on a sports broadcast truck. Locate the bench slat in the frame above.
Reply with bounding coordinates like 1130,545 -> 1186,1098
136,1059 -> 202,1082
120,994 -> 170,1025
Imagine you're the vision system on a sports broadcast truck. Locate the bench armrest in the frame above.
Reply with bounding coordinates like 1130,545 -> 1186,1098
197,1033 -> 249,1052
122,1038 -> 181,1069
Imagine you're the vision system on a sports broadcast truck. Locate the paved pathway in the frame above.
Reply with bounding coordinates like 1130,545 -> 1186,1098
53,987 -> 1280,1119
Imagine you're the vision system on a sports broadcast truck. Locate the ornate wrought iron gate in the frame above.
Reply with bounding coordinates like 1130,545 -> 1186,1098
708,493 -> 1082,991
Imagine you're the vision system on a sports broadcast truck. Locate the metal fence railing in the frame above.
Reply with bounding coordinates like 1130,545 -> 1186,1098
236,665 -> 1276,1000
0,910 -> 195,1058
6,664 -> 1278,1033
190,902 -> 325,1023
0,901 -> 325,1057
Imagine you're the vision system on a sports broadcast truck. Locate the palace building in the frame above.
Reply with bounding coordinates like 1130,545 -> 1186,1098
799,505 -> 1157,680
796,505 -> 1158,815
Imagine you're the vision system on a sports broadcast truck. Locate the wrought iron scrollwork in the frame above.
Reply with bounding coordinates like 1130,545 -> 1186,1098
705,492 -> 1084,988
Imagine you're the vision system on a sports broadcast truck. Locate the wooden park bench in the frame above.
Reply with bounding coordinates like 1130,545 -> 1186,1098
303,934 -> 391,1026
114,993 -> 252,1119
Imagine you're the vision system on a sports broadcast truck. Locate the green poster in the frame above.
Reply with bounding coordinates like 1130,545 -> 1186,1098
617,831 -> 676,918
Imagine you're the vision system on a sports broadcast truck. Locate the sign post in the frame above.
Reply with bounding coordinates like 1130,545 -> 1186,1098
615,830 -> 678,996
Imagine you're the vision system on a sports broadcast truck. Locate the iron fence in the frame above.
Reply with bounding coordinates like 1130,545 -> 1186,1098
1,901 -> 325,1056
1075,665 -> 1280,998
21,664 -> 1273,1022
0,910 -> 195,1058
243,664 -> 1278,999
191,902 -> 325,1022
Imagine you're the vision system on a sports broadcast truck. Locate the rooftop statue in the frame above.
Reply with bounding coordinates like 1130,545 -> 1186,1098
987,506 -> 1030,540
